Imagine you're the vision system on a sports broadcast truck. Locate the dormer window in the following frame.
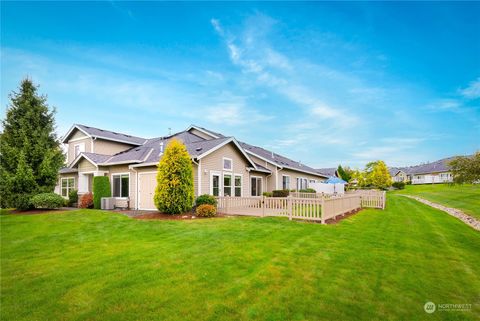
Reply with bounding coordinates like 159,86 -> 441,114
223,157 -> 232,171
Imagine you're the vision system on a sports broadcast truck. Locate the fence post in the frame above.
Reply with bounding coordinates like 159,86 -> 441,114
288,196 -> 292,220
225,197 -> 229,215
382,191 -> 386,210
321,197 -> 325,224
262,195 -> 265,217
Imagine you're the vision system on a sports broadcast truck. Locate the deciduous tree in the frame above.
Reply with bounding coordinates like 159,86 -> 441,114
449,152 -> 480,184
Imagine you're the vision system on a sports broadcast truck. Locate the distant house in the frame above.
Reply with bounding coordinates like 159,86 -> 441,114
56,124 -> 328,210
389,156 -> 458,185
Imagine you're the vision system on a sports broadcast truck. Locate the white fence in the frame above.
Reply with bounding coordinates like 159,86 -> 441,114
216,190 -> 385,223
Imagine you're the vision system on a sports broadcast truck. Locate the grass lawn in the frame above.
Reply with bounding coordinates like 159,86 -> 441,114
1,195 -> 479,321
395,184 -> 480,220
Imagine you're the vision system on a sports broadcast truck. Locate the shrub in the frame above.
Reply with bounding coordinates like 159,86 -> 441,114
93,176 -> 111,209
272,189 -> 289,197
299,188 -> 316,193
31,193 -> 65,209
195,204 -> 216,217
68,189 -> 78,206
78,192 -> 94,209
262,192 -> 273,197
195,194 -> 217,207
392,181 -> 405,190
154,139 -> 195,214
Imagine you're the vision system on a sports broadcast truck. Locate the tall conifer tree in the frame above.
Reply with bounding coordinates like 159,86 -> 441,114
0,79 -> 65,209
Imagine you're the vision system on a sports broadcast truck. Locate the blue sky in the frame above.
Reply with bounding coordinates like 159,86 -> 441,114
1,1 -> 479,168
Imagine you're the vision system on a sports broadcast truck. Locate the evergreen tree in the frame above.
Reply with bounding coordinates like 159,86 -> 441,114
154,139 -> 194,214
0,79 -> 65,209
337,165 -> 352,182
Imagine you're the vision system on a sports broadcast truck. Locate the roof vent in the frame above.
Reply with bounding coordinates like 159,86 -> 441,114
159,141 -> 164,155
271,151 -> 275,159
196,147 -> 202,152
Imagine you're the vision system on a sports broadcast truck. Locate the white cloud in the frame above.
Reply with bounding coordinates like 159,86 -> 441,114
460,77 -> 480,99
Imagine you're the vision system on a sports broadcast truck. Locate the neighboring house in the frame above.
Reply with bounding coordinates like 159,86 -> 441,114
389,167 -> 408,183
57,124 -> 328,210
388,156 -> 457,185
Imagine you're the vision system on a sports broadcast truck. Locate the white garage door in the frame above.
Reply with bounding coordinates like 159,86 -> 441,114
138,172 -> 157,210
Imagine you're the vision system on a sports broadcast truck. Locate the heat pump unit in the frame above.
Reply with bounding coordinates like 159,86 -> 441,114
101,197 -> 115,210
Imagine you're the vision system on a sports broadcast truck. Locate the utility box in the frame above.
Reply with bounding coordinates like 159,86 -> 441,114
101,197 -> 115,210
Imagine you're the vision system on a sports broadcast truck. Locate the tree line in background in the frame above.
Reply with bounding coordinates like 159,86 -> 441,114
449,152 -> 480,184
337,162 -> 392,190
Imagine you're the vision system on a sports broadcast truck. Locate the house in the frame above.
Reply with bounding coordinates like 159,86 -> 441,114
56,124 -> 328,210
316,168 -> 338,178
389,167 -> 408,183
404,157 -> 456,184
388,156 -> 457,185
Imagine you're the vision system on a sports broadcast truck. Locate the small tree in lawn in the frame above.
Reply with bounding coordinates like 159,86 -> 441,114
0,79 -> 65,209
449,152 -> 480,184
154,139 -> 194,214
367,161 -> 392,190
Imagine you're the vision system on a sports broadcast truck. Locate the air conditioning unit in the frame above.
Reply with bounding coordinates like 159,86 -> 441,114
101,197 -> 115,210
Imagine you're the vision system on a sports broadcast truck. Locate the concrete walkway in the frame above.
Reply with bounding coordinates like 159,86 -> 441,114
401,195 -> 480,231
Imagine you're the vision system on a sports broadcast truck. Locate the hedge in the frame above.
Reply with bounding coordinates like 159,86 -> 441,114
272,190 -> 289,197
195,204 -> 216,217
93,176 -> 111,209
31,193 -> 65,209
195,194 -> 217,207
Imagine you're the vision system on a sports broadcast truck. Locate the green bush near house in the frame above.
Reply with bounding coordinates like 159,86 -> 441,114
299,188 -> 316,193
93,177 -> 111,209
392,181 -> 405,190
272,189 -> 289,197
262,192 -> 273,197
30,193 -> 65,209
195,194 -> 217,207
68,189 -> 78,206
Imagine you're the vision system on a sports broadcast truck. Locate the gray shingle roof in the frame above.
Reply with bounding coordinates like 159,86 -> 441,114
82,152 -> 112,164
75,124 -> 147,145
402,157 -> 456,175
239,142 -> 326,177
59,167 -> 78,174
316,168 -> 337,177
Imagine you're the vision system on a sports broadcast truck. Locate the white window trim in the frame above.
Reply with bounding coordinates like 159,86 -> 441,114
250,175 -> 263,196
282,175 -> 290,190
60,177 -> 76,198
223,157 -> 233,171
234,173 -> 243,197
111,172 -> 130,199
223,172 -> 233,197
210,171 -> 221,196
74,142 -> 85,158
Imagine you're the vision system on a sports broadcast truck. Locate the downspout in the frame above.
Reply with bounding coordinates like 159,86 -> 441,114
192,158 -> 200,196
129,165 -> 138,210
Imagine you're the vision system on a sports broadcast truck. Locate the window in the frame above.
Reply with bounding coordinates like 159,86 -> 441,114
61,178 -> 75,197
223,174 -> 232,196
223,157 -> 232,171
296,177 -> 308,190
234,175 -> 242,197
309,179 -> 316,184
251,177 -> 262,196
282,175 -> 290,190
212,174 -> 220,196
113,174 -> 129,197
74,143 -> 85,158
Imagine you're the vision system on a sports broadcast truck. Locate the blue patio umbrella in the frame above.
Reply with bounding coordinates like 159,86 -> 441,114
324,177 -> 347,184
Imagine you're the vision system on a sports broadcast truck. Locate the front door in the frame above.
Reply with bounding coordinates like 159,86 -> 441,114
138,172 -> 157,210
251,177 -> 262,196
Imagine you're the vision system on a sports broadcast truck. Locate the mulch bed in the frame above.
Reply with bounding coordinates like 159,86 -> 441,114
323,208 -> 363,224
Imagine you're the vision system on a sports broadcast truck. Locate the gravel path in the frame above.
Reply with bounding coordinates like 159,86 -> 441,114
401,195 -> 480,231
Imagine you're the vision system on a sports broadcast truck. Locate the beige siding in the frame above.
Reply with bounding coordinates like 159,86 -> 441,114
67,137 -> 92,165
278,168 -> 326,191
199,143 -> 250,196
189,128 -> 216,140
247,154 -> 276,193
77,158 -> 97,172
93,139 -> 134,156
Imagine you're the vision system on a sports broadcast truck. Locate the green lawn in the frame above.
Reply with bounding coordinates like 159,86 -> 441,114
1,195 -> 479,321
395,184 -> 480,220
